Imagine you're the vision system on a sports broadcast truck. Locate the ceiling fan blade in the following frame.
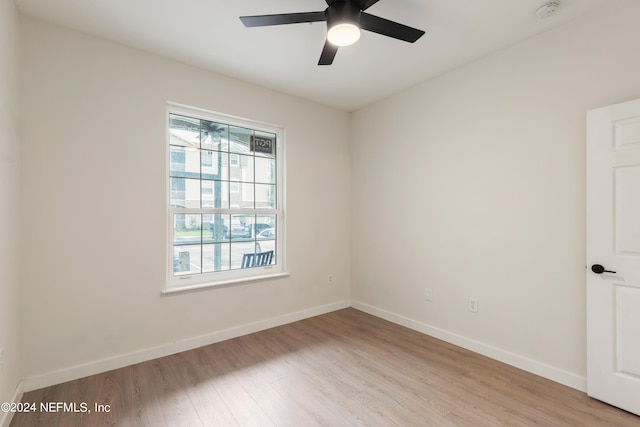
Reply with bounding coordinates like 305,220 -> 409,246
358,0 -> 380,11
318,40 -> 339,65
360,12 -> 425,43
240,11 -> 326,27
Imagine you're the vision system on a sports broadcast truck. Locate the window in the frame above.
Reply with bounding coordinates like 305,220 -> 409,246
166,104 -> 285,292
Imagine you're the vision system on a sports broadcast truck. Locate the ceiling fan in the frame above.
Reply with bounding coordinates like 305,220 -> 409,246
240,0 -> 425,66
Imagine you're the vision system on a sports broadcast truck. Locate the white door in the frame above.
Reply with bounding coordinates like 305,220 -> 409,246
587,97 -> 640,416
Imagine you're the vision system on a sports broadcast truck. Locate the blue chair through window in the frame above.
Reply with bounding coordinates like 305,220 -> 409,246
241,250 -> 274,268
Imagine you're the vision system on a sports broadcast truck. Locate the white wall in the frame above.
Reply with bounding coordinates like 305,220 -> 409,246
20,17 -> 351,385
351,0 -> 640,387
0,0 -> 22,414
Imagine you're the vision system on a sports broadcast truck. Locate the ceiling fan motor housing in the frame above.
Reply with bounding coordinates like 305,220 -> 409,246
326,1 -> 362,28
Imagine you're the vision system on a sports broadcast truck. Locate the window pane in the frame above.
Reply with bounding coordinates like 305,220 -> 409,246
255,215 -> 276,258
255,184 -> 276,209
231,241 -> 256,270
201,180 -> 229,209
174,245 -> 201,275
176,178 -> 200,208
230,183 -> 255,209
229,126 -> 252,154
171,178 -> 201,208
202,214 -> 230,243
202,150 -> 228,181
170,114 -> 200,148
174,214 -> 201,245
170,178 -> 186,208
255,157 -> 275,184
253,131 -> 276,159
230,154 -> 254,182
201,120 -> 228,151
256,215 -> 276,237
230,214 -> 253,240
255,240 -> 276,261
202,243 -> 230,272
173,213 -> 186,230
170,146 -> 200,179
170,147 -> 186,174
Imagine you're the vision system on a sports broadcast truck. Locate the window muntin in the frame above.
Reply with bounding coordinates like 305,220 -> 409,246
166,106 -> 284,291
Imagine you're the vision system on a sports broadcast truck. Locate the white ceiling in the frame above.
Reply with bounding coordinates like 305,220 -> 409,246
15,0 -> 612,111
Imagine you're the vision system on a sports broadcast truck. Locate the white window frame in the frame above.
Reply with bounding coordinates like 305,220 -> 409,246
164,102 -> 287,293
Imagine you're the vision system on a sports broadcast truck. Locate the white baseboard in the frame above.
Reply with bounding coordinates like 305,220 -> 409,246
351,300 -> 587,392
23,300 -> 350,392
1,380 -> 24,427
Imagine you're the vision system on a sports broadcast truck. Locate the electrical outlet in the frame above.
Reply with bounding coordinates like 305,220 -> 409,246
468,297 -> 479,313
424,288 -> 433,301
328,274 -> 334,285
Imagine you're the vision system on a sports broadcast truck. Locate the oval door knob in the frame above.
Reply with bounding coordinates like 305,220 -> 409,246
591,264 -> 616,274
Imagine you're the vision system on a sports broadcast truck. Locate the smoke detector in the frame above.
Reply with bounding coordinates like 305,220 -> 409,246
535,1 -> 560,19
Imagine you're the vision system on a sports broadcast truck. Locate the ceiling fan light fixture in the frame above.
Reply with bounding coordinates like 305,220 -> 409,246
327,22 -> 361,46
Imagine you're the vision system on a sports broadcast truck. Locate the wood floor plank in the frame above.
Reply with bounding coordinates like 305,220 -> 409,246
125,362 -> 169,427
10,308 -> 640,426
165,351 -> 239,427
198,344 -> 275,427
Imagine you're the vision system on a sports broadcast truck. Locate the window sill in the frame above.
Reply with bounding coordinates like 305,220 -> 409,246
162,271 -> 290,295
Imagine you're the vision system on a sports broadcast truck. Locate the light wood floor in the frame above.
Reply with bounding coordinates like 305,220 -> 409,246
11,308 -> 640,426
